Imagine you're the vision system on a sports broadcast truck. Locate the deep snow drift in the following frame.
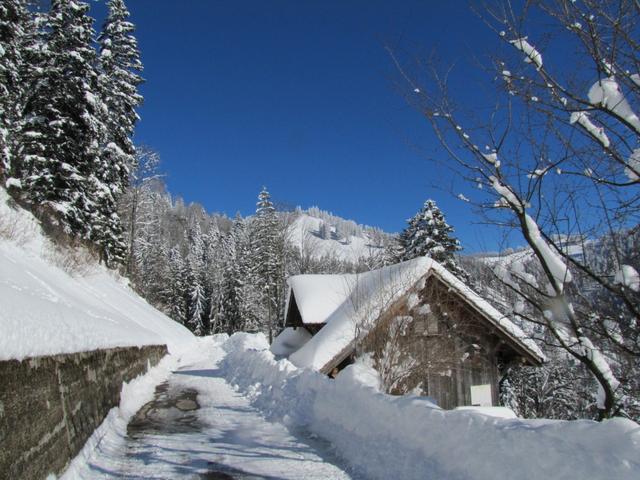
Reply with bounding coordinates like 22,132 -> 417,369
222,333 -> 640,480
0,188 -> 195,360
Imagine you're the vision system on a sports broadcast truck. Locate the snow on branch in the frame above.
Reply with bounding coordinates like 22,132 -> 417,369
509,37 -> 543,70
569,111 -> 611,148
588,77 -> 640,135
523,214 -> 572,292
482,152 -> 500,167
489,176 -> 525,213
614,265 -> 640,292
488,174 -> 572,293
626,149 -> 640,182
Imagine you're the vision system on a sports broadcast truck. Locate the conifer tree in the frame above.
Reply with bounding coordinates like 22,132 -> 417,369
203,223 -> 225,332
165,246 -> 187,324
234,214 -> 262,332
399,199 -> 466,279
97,0 -> 142,192
253,187 -> 286,341
185,221 -> 206,335
213,227 -> 240,334
0,0 -> 30,183
16,1 -> 105,239
219,214 -> 261,332
89,0 -> 143,265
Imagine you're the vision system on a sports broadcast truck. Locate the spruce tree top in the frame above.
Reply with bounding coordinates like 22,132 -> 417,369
399,199 -> 465,278
256,186 -> 275,216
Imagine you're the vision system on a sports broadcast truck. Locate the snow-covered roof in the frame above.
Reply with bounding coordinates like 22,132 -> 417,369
270,327 -> 312,357
285,257 -> 544,372
287,274 -> 353,325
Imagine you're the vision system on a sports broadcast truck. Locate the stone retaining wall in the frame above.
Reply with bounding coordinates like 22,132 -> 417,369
0,345 -> 167,479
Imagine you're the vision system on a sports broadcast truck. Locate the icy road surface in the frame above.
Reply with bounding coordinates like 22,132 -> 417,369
64,347 -> 356,479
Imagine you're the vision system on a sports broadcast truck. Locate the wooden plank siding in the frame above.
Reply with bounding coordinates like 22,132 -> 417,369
359,274 -> 515,409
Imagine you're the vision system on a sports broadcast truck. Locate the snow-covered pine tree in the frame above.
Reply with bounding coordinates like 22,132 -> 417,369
399,199 -> 466,279
318,221 -> 330,240
212,226 -> 240,334
16,1 -> 106,241
0,0 -> 30,183
252,186 -> 288,341
185,221 -> 206,335
165,246 -> 187,324
97,0 -> 142,206
203,222 -> 224,333
381,236 -> 403,267
97,0 -> 142,164
187,279 -> 206,336
222,214 -> 262,333
234,214 -> 263,332
87,0 -> 143,266
500,361 -> 591,420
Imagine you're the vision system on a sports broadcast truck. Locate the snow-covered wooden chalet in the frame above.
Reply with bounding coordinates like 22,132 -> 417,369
271,257 -> 544,409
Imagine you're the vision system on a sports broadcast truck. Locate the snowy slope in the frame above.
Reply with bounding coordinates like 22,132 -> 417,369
0,188 -> 195,361
288,214 -> 384,262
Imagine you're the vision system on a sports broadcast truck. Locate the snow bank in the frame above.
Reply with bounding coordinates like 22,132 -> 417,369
0,188 -> 195,360
220,334 -> 640,480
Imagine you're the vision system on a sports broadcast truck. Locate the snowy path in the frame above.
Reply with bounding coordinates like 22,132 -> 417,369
66,347 -> 356,479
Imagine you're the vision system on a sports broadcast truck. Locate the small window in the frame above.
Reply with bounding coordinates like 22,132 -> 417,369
413,316 -> 439,336
425,316 -> 439,335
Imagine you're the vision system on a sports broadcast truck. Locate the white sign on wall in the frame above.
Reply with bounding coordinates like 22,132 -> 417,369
470,384 -> 493,406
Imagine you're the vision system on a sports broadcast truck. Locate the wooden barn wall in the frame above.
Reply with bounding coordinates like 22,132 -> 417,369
362,275 -> 504,409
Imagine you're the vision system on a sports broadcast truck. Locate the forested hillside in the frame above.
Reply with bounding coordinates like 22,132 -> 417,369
117,161 -> 394,340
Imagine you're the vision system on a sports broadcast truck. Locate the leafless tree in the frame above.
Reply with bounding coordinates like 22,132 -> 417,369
117,147 -> 162,276
388,0 -> 640,418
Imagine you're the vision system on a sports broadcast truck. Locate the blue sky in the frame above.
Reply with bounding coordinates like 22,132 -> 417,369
91,0 -> 507,252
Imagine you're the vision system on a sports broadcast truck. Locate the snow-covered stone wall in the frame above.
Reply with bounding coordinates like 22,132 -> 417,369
0,345 -> 167,480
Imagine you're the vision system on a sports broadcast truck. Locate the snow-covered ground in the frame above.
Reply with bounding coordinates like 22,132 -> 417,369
5,185 -> 638,479
61,335 -> 356,479
288,214 -> 383,262
0,188 -> 195,360
222,333 -> 640,480
53,333 -> 640,480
